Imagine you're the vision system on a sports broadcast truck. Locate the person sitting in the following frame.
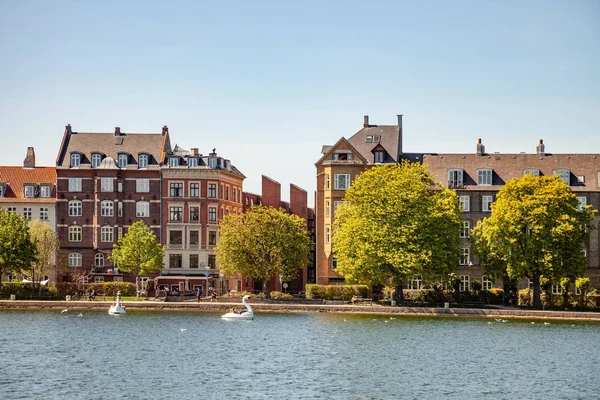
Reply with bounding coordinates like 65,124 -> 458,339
88,290 -> 96,301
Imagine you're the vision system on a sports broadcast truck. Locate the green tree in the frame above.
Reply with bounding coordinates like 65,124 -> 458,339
28,221 -> 59,293
472,174 -> 596,307
0,210 -> 37,292
332,161 -> 462,303
109,221 -> 165,277
216,206 -> 311,298
575,277 -> 590,307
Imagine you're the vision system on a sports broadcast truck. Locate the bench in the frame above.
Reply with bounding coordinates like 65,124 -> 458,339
351,296 -> 373,305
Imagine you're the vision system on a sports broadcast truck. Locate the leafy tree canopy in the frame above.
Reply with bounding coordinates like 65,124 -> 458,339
472,174 -> 596,306
0,210 -> 37,291
332,161 -> 462,297
108,221 -> 165,277
29,221 -> 59,291
216,206 -> 311,298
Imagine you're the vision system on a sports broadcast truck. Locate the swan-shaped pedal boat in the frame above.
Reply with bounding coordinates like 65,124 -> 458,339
222,295 -> 254,320
108,295 -> 126,315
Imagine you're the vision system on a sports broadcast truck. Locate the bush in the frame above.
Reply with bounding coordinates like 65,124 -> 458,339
481,288 -> 504,304
102,282 -> 136,297
471,280 -> 482,291
1,282 -> 52,299
269,291 -> 294,300
305,284 -> 369,300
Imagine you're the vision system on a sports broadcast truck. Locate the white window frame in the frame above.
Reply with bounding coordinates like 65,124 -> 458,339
68,178 -> 82,192
482,195 -> 493,212
331,257 -> 338,270
91,153 -> 102,168
554,169 -> 570,185
95,253 -> 104,267
325,174 -> 330,190
118,154 -> 128,168
333,200 -> 344,216
409,275 -> 422,290
23,207 -> 32,220
374,151 -> 384,163
40,185 -> 51,198
70,153 -> 81,168
68,253 -> 82,267
188,157 -> 198,168
325,200 -> 330,218
459,275 -> 470,292
208,183 -> 217,198
169,157 -> 179,167
482,276 -> 493,290
69,226 -> 82,242
189,182 -> 200,197
325,227 -> 330,244
136,179 -> 150,193
459,195 -> 470,212
101,226 -> 113,243
100,200 -> 114,217
189,206 -> 200,222
448,169 -> 464,188
136,201 -> 149,217
170,207 -> 183,221
24,184 -> 36,198
460,220 -> 470,238
208,207 -> 217,222
524,169 -> 540,176
577,196 -> 587,211
94,276 -> 104,283
208,158 -> 216,168
551,284 -> 562,295
100,178 -> 113,192
477,169 -> 493,185
333,174 -> 350,190
69,200 -> 82,217
459,248 -> 470,266
138,154 -> 148,168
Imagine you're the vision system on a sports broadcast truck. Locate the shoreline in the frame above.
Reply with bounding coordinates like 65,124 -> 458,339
1,299 -> 599,321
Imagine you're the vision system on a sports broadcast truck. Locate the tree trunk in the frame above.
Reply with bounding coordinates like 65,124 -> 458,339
263,280 -> 271,299
394,284 -> 403,304
532,274 -> 541,307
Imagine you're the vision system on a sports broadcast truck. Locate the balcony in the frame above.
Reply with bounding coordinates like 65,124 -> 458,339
448,181 -> 465,189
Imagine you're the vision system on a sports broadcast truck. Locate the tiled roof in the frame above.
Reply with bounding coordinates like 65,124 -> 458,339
347,125 -> 401,164
56,129 -> 169,169
0,167 -> 56,203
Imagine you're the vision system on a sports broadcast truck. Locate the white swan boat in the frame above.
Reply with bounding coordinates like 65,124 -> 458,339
222,295 -> 254,320
108,295 -> 126,315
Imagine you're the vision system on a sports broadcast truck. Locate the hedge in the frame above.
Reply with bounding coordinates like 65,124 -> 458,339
305,284 -> 370,300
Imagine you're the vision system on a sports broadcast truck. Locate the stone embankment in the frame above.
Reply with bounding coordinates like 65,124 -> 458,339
1,299 -> 599,321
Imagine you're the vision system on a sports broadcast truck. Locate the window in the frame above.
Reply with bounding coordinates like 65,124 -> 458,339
477,169 -> 492,185
576,175 -> 585,184
69,200 -> 82,216
136,179 -> 149,193
94,276 -> 104,283
68,178 -> 82,192
482,276 -> 493,290
138,154 -> 148,168
118,201 -> 123,217
208,207 -> 217,222
581,249 -> 587,258
101,226 -> 113,242
68,253 -> 82,267
189,183 -> 199,197
459,275 -> 470,292
577,196 -> 587,211
208,255 -> 216,269
69,226 -> 82,242
23,207 -> 32,220
333,201 -> 343,216
373,135 -> 380,143
40,185 -> 51,198
24,184 -> 36,198
101,200 -> 114,217
169,254 -> 182,268
374,151 -> 384,163
460,221 -> 470,238
70,153 -> 80,167
409,275 -> 422,290
169,157 -> 179,167
551,284 -> 562,295
91,153 -> 102,168
136,201 -> 149,217
225,186 -> 229,200
208,231 -> 217,246
366,135 -> 373,143
333,153 -> 353,161
95,253 -> 104,267
118,182 -> 123,193
325,200 -> 330,218
118,227 -> 123,240
0,184 -> 4,198
459,248 -> 470,266
325,227 -> 330,244
190,254 -> 199,268
208,183 -> 217,198
188,157 -> 198,168
334,174 -> 350,190
40,207 -> 48,221
482,195 -> 493,212
190,207 -> 199,222
170,207 -> 183,221
170,183 -> 183,197
331,258 -> 338,270
7,207 -> 16,213
524,169 -> 540,176
554,169 -> 570,185
100,178 -> 113,192
448,169 -> 464,188
118,154 -> 128,168
325,174 -> 330,190
208,158 -> 216,168
189,230 -> 199,245
459,195 -> 470,212
169,231 -> 182,245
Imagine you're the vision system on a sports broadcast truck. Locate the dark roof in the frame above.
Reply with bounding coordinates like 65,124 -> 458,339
0,167 -> 56,203
347,125 -> 401,164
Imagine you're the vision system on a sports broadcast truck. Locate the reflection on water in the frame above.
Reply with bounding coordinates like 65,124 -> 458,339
0,311 -> 598,400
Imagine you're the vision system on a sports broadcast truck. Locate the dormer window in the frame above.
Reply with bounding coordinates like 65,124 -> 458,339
524,169 -> 540,176
188,157 -> 198,168
448,169 -> 464,189
366,135 -> 373,143
374,151 -> 384,163
208,158 -> 216,168
554,169 -> 570,185
333,152 -> 353,161
40,185 -> 51,198
91,153 -> 102,168
0,183 -> 3,197
138,154 -> 148,169
24,184 -> 36,198
169,157 -> 179,167
118,154 -> 128,168
373,135 -> 380,143
477,169 -> 493,185
70,153 -> 81,168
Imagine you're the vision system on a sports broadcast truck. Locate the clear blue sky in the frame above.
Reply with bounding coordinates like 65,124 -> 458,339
1,0 -> 598,206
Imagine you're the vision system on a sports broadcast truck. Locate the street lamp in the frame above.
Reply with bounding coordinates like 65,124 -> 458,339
220,273 -> 224,296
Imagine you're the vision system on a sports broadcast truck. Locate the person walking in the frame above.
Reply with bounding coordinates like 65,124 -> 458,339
197,287 -> 202,303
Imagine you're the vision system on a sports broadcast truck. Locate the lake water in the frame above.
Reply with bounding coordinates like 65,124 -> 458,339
0,310 -> 598,400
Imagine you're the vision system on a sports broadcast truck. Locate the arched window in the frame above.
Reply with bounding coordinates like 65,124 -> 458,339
101,200 -> 114,217
68,253 -> 82,267
118,154 -> 128,168
70,153 -> 81,168
68,200 -> 82,216
91,153 -> 103,168
68,226 -> 82,242
95,253 -> 104,267
138,154 -> 148,168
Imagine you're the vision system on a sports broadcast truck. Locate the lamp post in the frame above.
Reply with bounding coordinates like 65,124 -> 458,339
220,273 -> 224,296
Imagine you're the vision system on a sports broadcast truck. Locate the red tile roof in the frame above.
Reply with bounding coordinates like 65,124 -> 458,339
0,167 -> 56,203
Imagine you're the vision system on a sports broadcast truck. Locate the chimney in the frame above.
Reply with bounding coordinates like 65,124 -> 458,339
114,127 -> 121,136
476,138 -> 485,156
24,147 -> 36,168
397,114 -> 403,157
65,124 -> 72,133
162,125 -> 169,135
191,148 -> 199,156
536,139 -> 545,156
363,115 -> 369,128
397,114 -> 403,128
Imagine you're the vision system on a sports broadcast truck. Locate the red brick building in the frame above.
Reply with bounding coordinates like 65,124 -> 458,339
55,125 -> 170,284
